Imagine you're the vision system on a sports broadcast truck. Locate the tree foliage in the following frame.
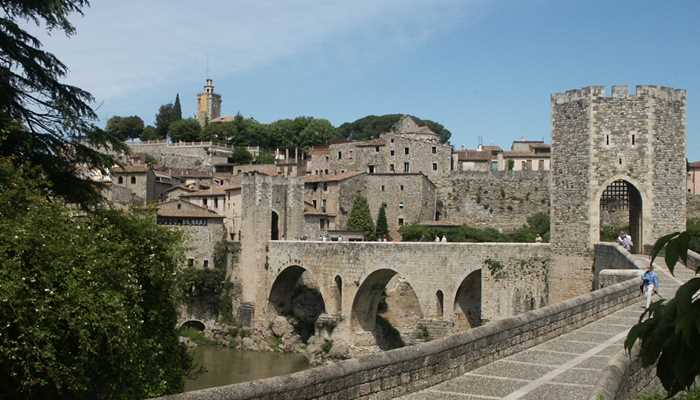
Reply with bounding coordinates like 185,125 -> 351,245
399,214 -> 549,243
155,103 -> 180,139
106,115 -> 144,141
375,204 -> 389,240
0,0 -> 126,205
337,114 -> 452,143
347,195 -> 375,240
0,160 -> 192,399
230,146 -> 253,164
625,226 -> 700,397
173,93 -> 182,121
168,118 -> 201,142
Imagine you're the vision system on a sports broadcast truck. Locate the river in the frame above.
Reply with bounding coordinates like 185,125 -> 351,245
184,346 -> 310,392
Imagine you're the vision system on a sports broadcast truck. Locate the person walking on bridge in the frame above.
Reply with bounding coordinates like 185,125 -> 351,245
641,265 -> 659,309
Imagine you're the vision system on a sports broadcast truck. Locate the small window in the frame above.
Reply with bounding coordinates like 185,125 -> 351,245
375,146 -> 380,152
323,183 -> 328,191
313,183 -> 318,192
177,203 -> 181,209
118,176 -> 123,184
606,135 -> 609,145
619,158 -> 622,165
399,202 -> 404,209
312,199 -> 317,208
390,138 -> 394,143
338,151 -> 342,160
403,162 -> 410,173
320,219 -> 325,229
390,150 -> 395,156
632,134 -> 636,145
214,198 -> 219,208
404,147 -> 409,155
381,185 -> 385,191
321,199 -> 327,212
398,218 -> 404,226
188,258 -> 194,267
325,156 -> 329,161
400,185 -> 404,191
368,165 -> 375,174
432,146 -> 437,154
130,176 -> 136,184
390,164 -> 395,172
203,198 -> 208,206
324,169 -> 329,174
203,260 -> 209,269
432,163 -> 438,171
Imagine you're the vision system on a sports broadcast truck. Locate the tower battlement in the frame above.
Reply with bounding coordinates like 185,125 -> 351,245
552,85 -> 687,104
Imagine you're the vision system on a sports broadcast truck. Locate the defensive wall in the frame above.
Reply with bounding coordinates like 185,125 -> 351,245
434,170 -> 550,231
261,241 -> 551,343
157,265 -> 642,400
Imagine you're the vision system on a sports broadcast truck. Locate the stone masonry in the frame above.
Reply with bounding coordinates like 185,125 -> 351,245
550,85 -> 687,302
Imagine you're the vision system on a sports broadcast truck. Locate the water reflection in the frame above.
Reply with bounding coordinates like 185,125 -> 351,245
184,346 -> 310,392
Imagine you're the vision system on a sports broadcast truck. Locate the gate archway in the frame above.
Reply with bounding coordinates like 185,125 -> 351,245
598,179 -> 643,253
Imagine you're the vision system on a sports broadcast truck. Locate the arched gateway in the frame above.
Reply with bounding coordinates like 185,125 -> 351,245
550,85 -> 687,302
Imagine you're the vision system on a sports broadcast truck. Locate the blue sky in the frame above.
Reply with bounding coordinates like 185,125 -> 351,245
34,0 -> 699,159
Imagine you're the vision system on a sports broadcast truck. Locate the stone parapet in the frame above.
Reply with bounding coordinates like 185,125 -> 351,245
154,276 -> 641,400
552,85 -> 687,104
588,346 -> 660,400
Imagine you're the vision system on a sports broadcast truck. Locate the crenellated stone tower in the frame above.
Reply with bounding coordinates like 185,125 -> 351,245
550,85 -> 687,302
238,173 -> 304,326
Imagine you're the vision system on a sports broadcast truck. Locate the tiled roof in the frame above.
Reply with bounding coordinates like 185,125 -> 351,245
689,161 -> 700,169
529,143 -> 551,149
457,150 -> 493,162
304,171 -> 364,183
112,164 -> 150,173
180,186 -> 227,197
157,200 -> 224,219
161,167 -> 212,178
502,151 -> 550,159
355,138 -> 386,147
223,176 -> 242,191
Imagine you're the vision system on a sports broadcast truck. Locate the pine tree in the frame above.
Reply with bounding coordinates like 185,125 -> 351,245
375,204 -> 389,240
347,195 -> 375,240
173,93 -> 182,120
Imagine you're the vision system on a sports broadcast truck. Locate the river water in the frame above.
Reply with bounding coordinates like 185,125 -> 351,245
184,346 -> 310,392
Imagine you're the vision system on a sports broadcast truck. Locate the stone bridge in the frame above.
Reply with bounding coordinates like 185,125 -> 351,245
257,241 -> 550,345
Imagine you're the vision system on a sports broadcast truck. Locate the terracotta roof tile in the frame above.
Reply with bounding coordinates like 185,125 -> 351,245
157,200 -> 224,219
689,161 -> 700,169
180,186 -> 227,197
457,150 -> 493,162
112,164 -> 150,173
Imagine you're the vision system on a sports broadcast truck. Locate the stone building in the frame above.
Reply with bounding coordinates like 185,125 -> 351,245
453,149 -> 494,172
110,164 -> 156,205
179,186 -> 227,216
689,161 -> 700,195
303,171 -> 436,239
452,141 -> 550,172
127,141 -> 232,169
550,85 -> 687,302
306,116 -> 452,182
156,199 -> 226,269
196,79 -> 222,126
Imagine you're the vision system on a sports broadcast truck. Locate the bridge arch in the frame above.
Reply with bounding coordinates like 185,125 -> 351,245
593,175 -> 649,253
180,320 -> 206,332
351,269 -> 423,350
268,265 -> 327,341
453,269 -> 481,330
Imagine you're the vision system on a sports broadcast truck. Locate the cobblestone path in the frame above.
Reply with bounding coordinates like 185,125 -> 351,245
400,256 -> 694,400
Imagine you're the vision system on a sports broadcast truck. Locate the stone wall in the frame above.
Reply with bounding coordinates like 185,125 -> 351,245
435,170 -> 550,230
126,141 -> 232,169
689,194 -> 700,219
593,243 -> 647,288
589,347 -> 661,400
155,275 -> 642,400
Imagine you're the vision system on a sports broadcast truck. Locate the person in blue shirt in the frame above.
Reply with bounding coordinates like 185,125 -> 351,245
642,265 -> 660,309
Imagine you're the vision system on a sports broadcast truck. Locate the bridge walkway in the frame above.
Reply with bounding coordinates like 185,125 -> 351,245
400,256 -> 693,400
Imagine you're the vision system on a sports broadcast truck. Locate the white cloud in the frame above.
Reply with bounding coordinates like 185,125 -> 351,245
30,0 -> 483,103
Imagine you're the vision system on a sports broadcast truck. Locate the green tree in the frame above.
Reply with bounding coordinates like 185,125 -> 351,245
173,93 -> 182,120
298,118 -> 336,147
230,147 -> 253,164
625,227 -> 700,397
168,118 -> 201,142
255,151 -> 276,164
0,0 -> 126,205
337,114 -> 451,143
507,159 -> 515,171
347,195 -> 375,240
140,125 -> 160,141
375,204 -> 389,240
0,160 -> 192,398
106,115 -> 144,141
155,103 -> 179,138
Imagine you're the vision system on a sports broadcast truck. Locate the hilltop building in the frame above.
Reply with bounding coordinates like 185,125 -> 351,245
196,78 -> 222,126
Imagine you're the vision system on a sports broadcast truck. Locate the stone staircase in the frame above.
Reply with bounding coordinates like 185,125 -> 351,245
399,257 -> 694,400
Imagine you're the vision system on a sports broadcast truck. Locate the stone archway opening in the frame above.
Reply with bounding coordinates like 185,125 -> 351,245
453,270 -> 481,330
334,275 -> 342,315
271,210 -> 280,240
599,179 -> 643,253
268,266 -> 326,342
435,290 -> 444,317
181,320 -> 206,332
351,270 -> 423,351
